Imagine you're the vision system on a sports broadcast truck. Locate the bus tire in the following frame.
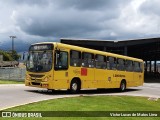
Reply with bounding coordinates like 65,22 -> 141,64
47,89 -> 55,92
120,80 -> 126,92
70,79 -> 80,94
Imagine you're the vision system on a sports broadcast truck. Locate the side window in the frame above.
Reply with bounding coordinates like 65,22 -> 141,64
107,56 -> 117,70
126,60 -> 133,72
117,58 -> 125,71
82,52 -> 94,68
134,62 -> 142,72
95,55 -> 106,69
54,51 -> 68,70
140,62 -> 143,72
70,50 -> 81,67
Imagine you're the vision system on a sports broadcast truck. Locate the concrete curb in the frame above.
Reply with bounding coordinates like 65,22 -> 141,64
0,84 -> 24,87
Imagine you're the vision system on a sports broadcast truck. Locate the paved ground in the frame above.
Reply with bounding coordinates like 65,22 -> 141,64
0,83 -> 159,110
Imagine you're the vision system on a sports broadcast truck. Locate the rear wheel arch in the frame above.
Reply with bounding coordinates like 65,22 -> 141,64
120,79 -> 126,92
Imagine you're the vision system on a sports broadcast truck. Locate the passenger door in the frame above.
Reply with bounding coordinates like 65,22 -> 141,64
53,50 -> 69,89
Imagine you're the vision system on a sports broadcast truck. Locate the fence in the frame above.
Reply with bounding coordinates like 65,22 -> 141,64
0,67 -> 26,81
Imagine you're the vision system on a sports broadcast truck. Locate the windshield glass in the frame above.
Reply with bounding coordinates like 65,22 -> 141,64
26,51 -> 53,72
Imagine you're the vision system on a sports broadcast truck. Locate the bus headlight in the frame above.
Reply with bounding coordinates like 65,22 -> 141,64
26,74 -> 30,81
43,77 -> 49,82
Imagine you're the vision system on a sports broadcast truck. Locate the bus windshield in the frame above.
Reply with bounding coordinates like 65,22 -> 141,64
26,51 -> 53,72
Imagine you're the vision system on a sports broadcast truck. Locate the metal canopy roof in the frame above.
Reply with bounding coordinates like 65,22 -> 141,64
61,37 -> 160,61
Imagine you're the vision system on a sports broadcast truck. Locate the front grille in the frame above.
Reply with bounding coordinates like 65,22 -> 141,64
29,74 -> 44,78
31,82 -> 41,85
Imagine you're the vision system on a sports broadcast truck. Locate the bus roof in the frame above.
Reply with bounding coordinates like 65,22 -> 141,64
31,42 -> 143,62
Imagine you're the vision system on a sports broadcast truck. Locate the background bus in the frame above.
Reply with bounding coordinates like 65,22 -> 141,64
25,42 -> 144,93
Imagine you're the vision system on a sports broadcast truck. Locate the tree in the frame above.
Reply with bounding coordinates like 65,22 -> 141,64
0,50 -> 12,61
9,50 -> 21,61
0,50 -> 20,61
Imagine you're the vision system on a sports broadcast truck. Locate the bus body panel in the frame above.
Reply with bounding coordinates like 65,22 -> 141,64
25,42 -> 144,91
125,72 -> 134,87
115,71 -> 126,88
95,69 -> 108,88
81,68 -> 95,89
53,70 -> 69,89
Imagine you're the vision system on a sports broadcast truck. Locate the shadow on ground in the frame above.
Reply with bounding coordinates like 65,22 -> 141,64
25,88 -> 141,96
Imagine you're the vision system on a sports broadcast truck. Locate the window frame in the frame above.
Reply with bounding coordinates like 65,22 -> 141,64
133,61 -> 142,72
107,56 -> 117,70
125,60 -> 133,72
117,58 -> 125,71
95,54 -> 107,69
54,50 -> 69,71
70,50 -> 81,67
82,52 -> 95,68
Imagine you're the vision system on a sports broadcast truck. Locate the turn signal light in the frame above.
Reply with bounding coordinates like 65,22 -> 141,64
42,84 -> 48,87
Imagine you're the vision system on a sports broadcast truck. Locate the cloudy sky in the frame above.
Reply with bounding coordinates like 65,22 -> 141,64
0,0 -> 160,52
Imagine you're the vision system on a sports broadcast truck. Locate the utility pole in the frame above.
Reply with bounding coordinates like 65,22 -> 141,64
9,36 -> 16,60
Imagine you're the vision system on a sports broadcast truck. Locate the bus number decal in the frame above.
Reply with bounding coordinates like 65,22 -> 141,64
73,69 -> 81,75
81,68 -> 87,76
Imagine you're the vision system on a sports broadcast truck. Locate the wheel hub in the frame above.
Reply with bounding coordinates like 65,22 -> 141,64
72,83 -> 78,91
121,83 -> 125,91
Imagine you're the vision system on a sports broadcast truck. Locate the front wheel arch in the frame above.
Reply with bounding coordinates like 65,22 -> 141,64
69,78 -> 81,94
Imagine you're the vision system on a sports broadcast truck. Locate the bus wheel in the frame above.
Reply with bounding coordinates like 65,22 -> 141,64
70,80 -> 80,94
120,80 -> 126,92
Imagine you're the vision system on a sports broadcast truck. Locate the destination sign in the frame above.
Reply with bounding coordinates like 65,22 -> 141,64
29,44 -> 53,51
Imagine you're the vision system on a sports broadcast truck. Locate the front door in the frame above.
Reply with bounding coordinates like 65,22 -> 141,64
53,50 -> 69,89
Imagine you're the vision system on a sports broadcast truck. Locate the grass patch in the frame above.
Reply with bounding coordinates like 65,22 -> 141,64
0,79 -> 24,84
1,96 -> 160,120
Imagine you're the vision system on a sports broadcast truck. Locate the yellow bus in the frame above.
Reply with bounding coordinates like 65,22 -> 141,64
25,42 -> 144,93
